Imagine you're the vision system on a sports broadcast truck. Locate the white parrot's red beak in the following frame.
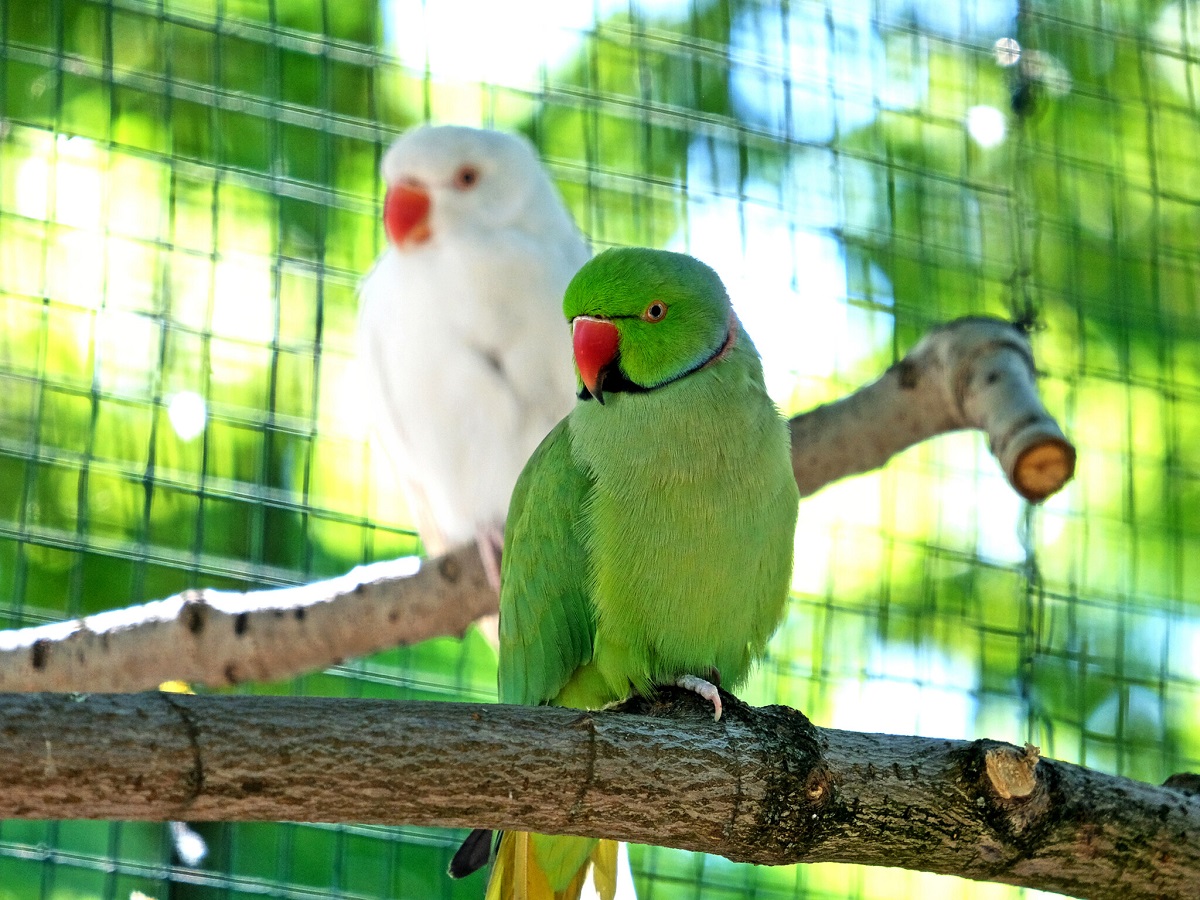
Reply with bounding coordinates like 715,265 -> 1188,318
384,183 -> 432,247
572,316 -> 620,404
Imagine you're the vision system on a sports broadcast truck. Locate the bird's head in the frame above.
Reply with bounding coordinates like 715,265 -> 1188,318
562,248 -> 735,405
380,125 -> 558,249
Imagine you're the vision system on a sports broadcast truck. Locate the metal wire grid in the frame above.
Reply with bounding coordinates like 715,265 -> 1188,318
2,0 -> 1200,898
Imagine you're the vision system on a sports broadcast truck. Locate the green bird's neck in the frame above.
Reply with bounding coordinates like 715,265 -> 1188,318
568,323 -> 780,493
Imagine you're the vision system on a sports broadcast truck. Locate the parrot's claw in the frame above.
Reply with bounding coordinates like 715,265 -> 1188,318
676,674 -> 723,721
476,525 -> 504,592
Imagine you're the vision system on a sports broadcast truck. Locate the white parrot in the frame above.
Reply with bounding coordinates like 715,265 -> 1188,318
357,125 -> 589,589
359,125 -> 634,900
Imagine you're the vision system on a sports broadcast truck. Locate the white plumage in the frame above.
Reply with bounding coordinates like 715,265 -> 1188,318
357,125 -> 589,585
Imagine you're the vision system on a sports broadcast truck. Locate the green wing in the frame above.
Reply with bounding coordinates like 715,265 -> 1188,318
497,417 -> 596,706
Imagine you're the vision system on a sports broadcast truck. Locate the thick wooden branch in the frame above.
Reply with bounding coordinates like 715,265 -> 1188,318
0,316 -> 1074,692
791,317 -> 1074,501
1,691 -> 1194,900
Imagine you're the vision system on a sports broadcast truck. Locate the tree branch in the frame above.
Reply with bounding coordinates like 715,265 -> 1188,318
0,551 -> 493,691
1,691 -> 1193,900
0,316 -> 1074,692
791,317 -> 1074,501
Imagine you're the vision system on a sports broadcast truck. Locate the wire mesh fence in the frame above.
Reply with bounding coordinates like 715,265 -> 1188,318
1,0 -> 1198,898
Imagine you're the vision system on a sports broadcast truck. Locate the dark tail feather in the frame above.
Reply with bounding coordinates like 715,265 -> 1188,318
448,828 -> 495,879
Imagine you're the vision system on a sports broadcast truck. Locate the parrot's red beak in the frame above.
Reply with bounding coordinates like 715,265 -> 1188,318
572,316 -> 620,405
384,183 -> 432,247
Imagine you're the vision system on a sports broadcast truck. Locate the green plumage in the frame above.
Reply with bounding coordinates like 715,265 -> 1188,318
487,247 -> 799,900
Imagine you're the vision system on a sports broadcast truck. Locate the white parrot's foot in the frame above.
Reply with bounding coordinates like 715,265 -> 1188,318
475,525 -> 504,592
676,674 -> 723,721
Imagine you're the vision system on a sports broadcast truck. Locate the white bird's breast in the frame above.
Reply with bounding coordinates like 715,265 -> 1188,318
357,227 -> 583,547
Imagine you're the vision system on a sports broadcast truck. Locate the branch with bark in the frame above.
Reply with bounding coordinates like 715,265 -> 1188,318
0,316 -> 1073,692
2,691 -> 1194,900
0,551 -> 492,691
790,317 -> 1074,501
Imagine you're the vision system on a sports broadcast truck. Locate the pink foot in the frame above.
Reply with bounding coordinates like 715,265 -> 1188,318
676,674 -> 723,721
475,525 -> 504,592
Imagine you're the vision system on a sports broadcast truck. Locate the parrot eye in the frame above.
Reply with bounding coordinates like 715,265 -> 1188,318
454,165 -> 480,189
642,301 -> 668,322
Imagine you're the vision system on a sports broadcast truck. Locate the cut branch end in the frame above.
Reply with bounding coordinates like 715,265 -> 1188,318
985,742 -> 1041,800
1013,438 -> 1076,502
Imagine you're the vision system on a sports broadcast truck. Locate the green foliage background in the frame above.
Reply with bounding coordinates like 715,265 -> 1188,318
1,0 -> 1198,898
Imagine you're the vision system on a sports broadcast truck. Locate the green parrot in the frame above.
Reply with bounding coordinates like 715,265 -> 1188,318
451,247 -> 799,900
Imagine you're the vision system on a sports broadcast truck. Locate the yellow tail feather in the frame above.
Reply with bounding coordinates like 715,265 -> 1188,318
485,833 -> 621,900
590,840 -> 619,900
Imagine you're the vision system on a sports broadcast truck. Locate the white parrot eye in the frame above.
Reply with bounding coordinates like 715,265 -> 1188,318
454,165 -> 480,189
642,300 -> 668,322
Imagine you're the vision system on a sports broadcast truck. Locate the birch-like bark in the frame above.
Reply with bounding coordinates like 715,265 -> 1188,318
1,691 -> 1194,900
0,316 -> 1073,692
790,317 -> 1074,501
0,550 -> 491,691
